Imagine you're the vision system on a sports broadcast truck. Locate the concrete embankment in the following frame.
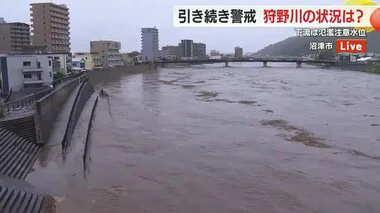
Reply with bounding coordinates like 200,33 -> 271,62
0,73 -> 93,213
35,78 -> 81,144
88,64 -> 151,86
333,63 -> 375,72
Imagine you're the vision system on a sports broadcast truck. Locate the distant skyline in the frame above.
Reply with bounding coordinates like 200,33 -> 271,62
2,0 -> 346,53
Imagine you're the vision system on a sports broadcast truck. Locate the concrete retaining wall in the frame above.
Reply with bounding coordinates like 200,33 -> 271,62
0,114 -> 37,143
333,64 -> 374,72
35,78 -> 81,144
88,64 -> 150,86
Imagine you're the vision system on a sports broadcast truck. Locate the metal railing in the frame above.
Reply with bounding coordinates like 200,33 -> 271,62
4,89 -> 52,113
4,88 -> 12,103
53,71 -> 87,88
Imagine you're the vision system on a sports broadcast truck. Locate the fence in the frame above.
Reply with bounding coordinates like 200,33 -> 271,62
4,88 -> 12,103
3,88 -> 52,114
53,71 -> 87,88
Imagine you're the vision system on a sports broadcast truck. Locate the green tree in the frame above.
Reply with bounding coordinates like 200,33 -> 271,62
317,50 -> 336,60
370,65 -> 380,74
53,71 -> 65,81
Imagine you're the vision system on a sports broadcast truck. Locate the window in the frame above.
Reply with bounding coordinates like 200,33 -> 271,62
37,61 -> 41,68
23,61 -> 31,67
49,72 -> 52,77
24,73 -> 32,78
49,60 -> 52,66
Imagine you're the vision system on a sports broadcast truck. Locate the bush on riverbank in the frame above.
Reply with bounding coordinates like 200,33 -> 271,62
370,65 -> 380,74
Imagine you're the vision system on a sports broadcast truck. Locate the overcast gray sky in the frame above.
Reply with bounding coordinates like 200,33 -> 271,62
2,0 -> 344,53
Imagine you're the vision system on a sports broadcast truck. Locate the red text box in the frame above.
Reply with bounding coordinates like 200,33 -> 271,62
336,39 -> 367,53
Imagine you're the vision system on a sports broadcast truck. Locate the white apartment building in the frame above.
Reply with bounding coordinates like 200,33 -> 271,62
141,27 -> 159,62
0,54 -> 54,92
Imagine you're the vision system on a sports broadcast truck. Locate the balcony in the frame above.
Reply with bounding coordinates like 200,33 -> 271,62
22,67 -> 43,72
50,11 -> 69,20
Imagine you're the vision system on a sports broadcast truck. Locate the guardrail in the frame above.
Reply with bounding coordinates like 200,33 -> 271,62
4,88 -> 12,103
53,71 -> 87,88
3,88 -> 52,113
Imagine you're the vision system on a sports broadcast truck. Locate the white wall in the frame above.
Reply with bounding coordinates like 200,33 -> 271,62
6,55 -> 53,92
50,54 -> 69,74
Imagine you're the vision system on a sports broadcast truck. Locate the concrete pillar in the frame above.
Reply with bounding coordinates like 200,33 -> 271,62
263,61 -> 267,67
296,61 -> 302,68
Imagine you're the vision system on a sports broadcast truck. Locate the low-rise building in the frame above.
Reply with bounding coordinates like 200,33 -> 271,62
121,54 -> 135,66
162,45 -> 180,60
50,54 -> 71,75
72,58 -> 86,72
73,52 -> 95,71
0,54 -> 54,92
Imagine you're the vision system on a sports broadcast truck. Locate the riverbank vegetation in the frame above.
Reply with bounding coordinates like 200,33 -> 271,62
370,65 -> 380,74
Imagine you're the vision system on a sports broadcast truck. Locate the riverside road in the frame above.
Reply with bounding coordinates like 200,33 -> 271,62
26,63 -> 380,213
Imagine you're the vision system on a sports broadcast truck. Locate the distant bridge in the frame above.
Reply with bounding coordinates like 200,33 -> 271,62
153,58 -> 338,68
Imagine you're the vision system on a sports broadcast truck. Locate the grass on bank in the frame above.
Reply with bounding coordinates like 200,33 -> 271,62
370,65 -> 380,74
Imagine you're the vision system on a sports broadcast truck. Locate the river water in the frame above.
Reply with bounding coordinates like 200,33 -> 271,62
29,63 -> 380,213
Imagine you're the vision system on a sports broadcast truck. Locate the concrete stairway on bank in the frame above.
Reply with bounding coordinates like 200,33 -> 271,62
0,128 -> 41,180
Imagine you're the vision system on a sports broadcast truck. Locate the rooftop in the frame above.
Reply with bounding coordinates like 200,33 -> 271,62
30,2 -> 68,8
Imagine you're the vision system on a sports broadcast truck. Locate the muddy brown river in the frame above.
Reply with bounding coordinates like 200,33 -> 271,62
27,63 -> 380,213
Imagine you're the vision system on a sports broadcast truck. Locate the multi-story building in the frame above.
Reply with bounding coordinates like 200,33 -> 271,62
0,54 -> 54,92
30,2 -> 70,53
193,43 -> 206,59
92,53 -> 102,69
181,39 -> 193,59
0,20 -> 31,53
210,49 -> 220,56
162,45 -> 180,60
141,27 -> 159,62
90,40 -> 123,68
234,46 -> 243,58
